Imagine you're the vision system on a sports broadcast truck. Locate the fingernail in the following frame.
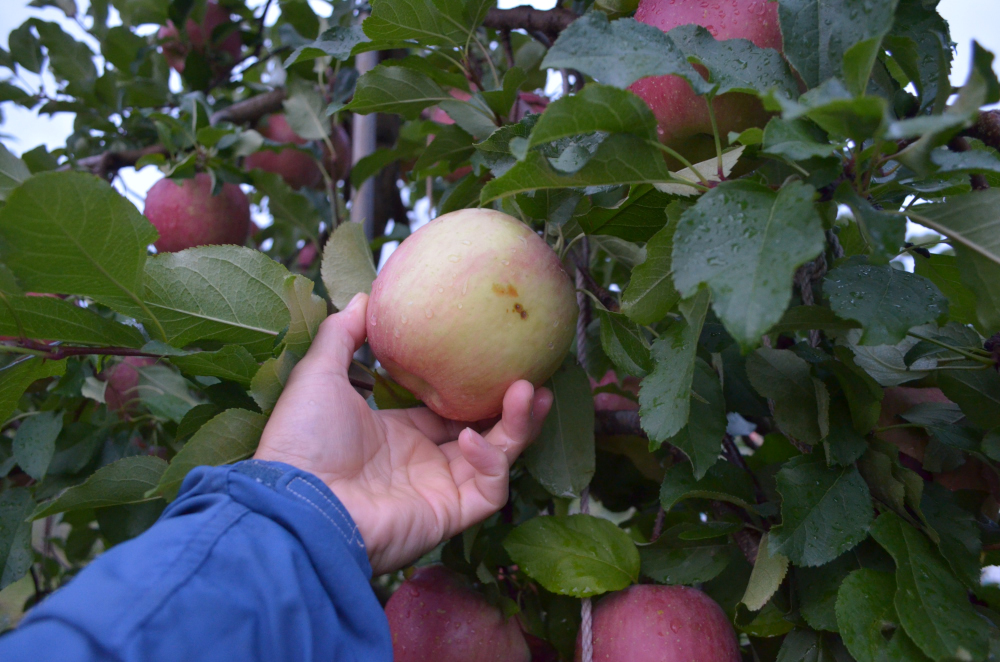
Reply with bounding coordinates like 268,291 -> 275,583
346,292 -> 364,310
465,427 -> 491,451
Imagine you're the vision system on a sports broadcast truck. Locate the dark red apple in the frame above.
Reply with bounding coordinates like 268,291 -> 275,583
144,173 -> 251,253
245,114 -> 351,189
385,565 -> 530,662
157,0 -> 241,75
104,357 -> 157,413
578,585 -> 740,662
591,369 -> 640,412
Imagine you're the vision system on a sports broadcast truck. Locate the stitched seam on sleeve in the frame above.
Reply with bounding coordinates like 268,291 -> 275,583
287,477 -> 364,548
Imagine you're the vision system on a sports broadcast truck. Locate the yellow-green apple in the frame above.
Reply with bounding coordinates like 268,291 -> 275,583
144,173 -> 250,253
366,208 -> 577,422
629,0 -> 783,163
578,585 -> 740,662
385,565 -> 530,662
157,0 -> 241,75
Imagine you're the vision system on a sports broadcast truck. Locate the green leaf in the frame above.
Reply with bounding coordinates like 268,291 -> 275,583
667,24 -> 798,98
30,19 -> 96,90
767,305 -> 861,335
638,289 -> 709,445
527,84 -> 658,148
0,488 -> 34,589
503,514 -> 640,598
672,180 -> 824,349
250,349 -> 298,414
31,456 -> 167,519
12,410 -> 62,480
638,523 -> 737,585
320,222 -> 377,310
827,346 -> 883,435
936,365 -> 1000,431
620,207 -> 681,324
0,172 -> 157,318
143,246 -> 291,360
372,371 -> 420,410
155,409 -> 268,501
481,134 -> 675,204
595,308 -> 651,377
747,348 -> 827,445
540,13 -> 704,91
8,22 -> 42,73
869,512 -> 990,662
762,118 -> 838,161
413,124 -> 474,174
577,185 -> 674,243
659,456 -> 755,512
742,533 -> 790,612
796,552 -> 860,632
284,25 -> 369,66
846,328 -> 935,387
364,0 -> 477,47
524,360 -> 595,498
834,184 -> 906,263
282,83 -> 329,141
138,364 -> 201,423
776,0 -> 898,89
824,263 -> 947,346
0,295 -> 146,347
911,189 -> 1000,268
346,65 -> 447,119
0,143 -> 31,202
836,568 -> 931,662
770,455 -> 872,567
169,346 -> 258,388
251,171 -> 322,242
888,1 -> 951,113
921,483 -> 981,590
773,79 -> 887,142
0,358 -> 64,425
282,274 -> 326,357
914,253 -> 978,329
664,359 -> 727,479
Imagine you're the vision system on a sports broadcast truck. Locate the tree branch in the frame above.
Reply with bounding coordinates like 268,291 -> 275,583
482,6 -> 577,35
68,88 -> 288,179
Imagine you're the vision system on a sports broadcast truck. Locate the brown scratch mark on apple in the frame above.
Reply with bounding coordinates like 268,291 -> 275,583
513,303 -> 528,320
492,283 -> 519,297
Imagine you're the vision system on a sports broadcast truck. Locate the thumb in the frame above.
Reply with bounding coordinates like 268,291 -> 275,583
298,292 -> 369,374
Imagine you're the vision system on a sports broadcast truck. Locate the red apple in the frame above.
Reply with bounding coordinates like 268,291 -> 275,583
385,565 -> 530,662
246,114 -> 351,189
366,208 -> 577,422
591,369 -> 640,412
578,585 -> 740,662
144,173 -> 251,253
628,0 -> 782,161
157,0 -> 241,75
104,357 -> 157,413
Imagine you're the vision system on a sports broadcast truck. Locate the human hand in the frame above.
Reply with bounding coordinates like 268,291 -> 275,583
254,293 -> 553,574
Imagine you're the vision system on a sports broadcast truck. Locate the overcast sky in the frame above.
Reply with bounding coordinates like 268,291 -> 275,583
0,0 -> 997,203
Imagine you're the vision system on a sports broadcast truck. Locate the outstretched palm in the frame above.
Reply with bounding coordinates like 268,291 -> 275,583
255,294 -> 553,574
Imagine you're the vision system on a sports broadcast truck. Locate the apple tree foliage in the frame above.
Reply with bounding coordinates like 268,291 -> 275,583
2,0 -> 1000,658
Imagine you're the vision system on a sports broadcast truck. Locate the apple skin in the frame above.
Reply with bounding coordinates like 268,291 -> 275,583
628,0 -> 782,162
245,115 -> 352,189
157,0 -> 241,75
104,357 -> 158,413
144,173 -> 251,253
577,585 -> 740,662
366,209 -> 577,422
385,565 -> 530,662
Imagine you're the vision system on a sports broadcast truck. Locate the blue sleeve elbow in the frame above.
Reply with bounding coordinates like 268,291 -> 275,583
0,460 -> 392,662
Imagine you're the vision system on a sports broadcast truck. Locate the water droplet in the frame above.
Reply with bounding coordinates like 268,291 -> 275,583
369,315 -> 377,326
553,320 -> 559,327
461,240 -> 471,245
462,281 -> 468,295
448,254 -> 461,262
401,314 -> 408,324
437,286 -> 444,293
547,342 -> 554,349
501,259 -> 509,266
424,308 -> 434,319
393,329 -> 400,338
457,303 -> 463,309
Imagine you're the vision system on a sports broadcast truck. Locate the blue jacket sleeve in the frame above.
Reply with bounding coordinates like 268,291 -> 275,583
0,460 -> 392,662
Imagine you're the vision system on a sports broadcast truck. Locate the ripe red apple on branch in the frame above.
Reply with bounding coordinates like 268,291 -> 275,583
629,0 -> 783,162
578,585 -> 740,662
385,565 -> 530,662
245,114 -> 352,190
103,357 -> 157,413
144,173 -> 251,253
157,0 -> 242,76
366,208 -> 578,422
